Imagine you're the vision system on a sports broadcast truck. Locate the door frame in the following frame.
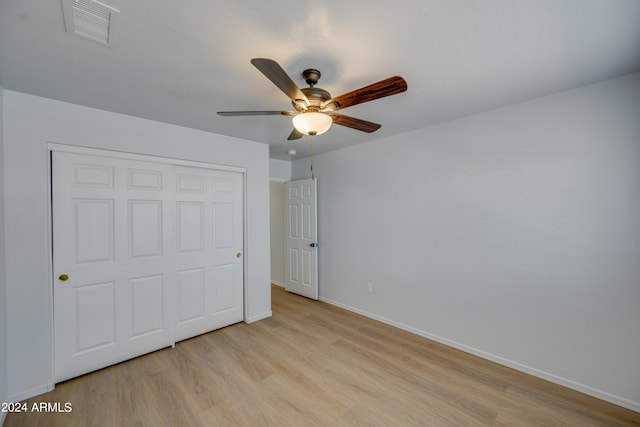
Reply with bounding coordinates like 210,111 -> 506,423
46,143 -> 248,382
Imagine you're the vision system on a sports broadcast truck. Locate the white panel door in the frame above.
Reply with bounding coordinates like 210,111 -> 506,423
174,166 -> 244,341
53,152 -> 175,382
53,151 -> 245,381
285,179 -> 318,300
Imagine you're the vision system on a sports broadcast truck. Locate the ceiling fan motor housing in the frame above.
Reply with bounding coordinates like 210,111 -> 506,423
293,69 -> 332,111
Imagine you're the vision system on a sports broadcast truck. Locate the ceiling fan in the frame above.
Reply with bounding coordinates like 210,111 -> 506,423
218,58 -> 408,140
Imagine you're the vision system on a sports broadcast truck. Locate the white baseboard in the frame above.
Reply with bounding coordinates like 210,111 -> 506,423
271,281 -> 285,288
319,296 -> 640,413
8,382 -> 55,403
245,311 -> 272,323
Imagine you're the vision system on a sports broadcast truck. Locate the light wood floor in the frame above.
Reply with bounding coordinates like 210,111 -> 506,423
5,285 -> 640,426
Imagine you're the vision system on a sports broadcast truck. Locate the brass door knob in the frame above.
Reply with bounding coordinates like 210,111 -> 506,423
59,274 -> 69,282
236,252 -> 242,258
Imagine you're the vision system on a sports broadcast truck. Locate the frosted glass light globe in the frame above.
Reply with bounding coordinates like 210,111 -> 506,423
292,112 -> 332,136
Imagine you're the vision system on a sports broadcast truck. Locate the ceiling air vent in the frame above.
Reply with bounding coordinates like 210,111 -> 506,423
62,0 -> 119,46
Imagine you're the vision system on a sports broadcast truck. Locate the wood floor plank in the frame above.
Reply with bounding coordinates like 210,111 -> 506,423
5,285 -> 640,426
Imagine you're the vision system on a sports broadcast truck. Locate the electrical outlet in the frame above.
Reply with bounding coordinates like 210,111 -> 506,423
366,283 -> 373,294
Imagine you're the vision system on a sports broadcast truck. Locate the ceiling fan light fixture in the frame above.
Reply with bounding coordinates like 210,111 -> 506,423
292,112 -> 332,136
218,59 -> 407,140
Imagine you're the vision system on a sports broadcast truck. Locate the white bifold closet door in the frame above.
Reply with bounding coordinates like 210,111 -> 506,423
173,165 -> 244,341
52,151 -> 243,382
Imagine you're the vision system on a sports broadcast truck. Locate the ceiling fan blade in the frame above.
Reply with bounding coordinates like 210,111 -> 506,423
217,111 -> 295,116
251,58 -> 310,106
322,76 -> 407,111
287,128 -> 304,140
330,114 -> 381,133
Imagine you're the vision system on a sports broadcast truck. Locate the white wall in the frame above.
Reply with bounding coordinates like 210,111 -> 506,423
292,73 -> 640,411
269,158 -> 291,182
3,90 -> 272,401
0,85 -> 8,425
269,159 -> 290,287
270,181 -> 285,286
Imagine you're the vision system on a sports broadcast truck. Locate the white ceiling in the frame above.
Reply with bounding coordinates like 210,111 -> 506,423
1,0 -> 639,160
